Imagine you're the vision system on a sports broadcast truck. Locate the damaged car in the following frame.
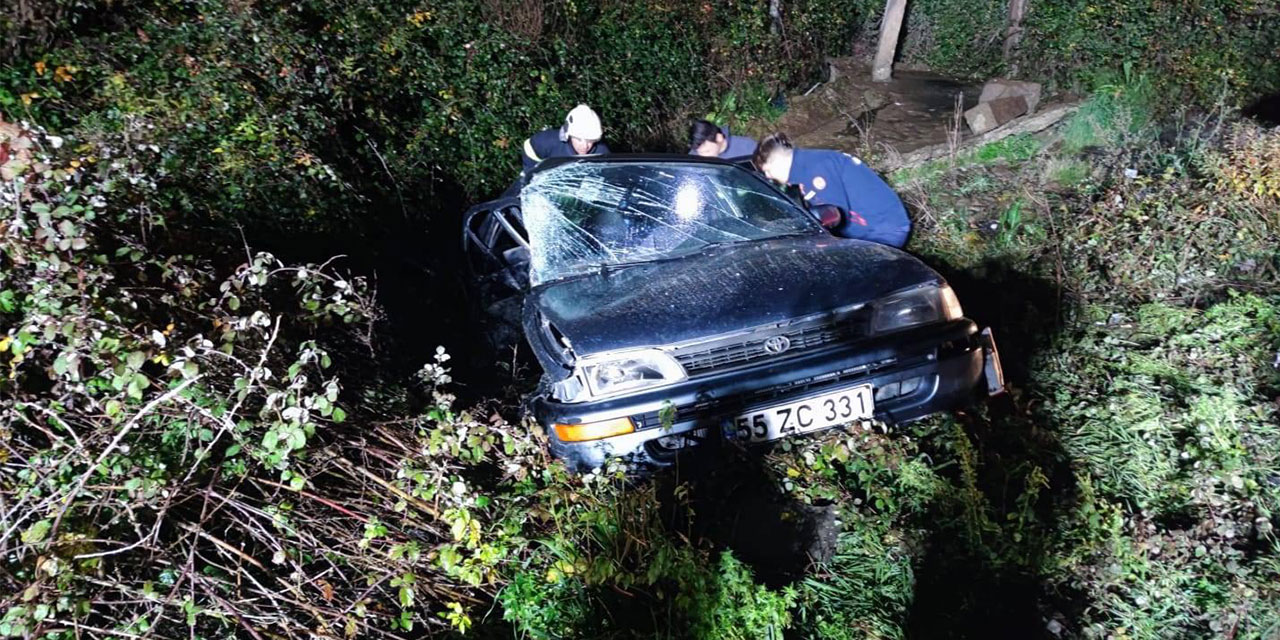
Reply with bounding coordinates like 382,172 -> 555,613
463,155 -> 1004,471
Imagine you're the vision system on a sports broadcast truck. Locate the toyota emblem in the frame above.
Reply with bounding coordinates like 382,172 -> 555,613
763,335 -> 792,355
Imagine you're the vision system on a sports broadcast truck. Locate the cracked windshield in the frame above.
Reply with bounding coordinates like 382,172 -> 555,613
521,162 -> 814,285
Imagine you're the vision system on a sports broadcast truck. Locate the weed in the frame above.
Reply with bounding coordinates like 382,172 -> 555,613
499,571 -> 591,639
1061,70 -> 1156,153
705,81 -> 785,136
799,525 -> 914,640
956,173 -> 994,195
975,134 -> 1042,164
996,198 -> 1025,247
1044,158 -> 1091,186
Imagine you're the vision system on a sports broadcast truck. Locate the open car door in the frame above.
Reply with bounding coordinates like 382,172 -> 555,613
462,197 -> 531,351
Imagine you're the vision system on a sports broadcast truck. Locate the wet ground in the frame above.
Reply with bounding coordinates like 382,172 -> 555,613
773,58 -> 982,161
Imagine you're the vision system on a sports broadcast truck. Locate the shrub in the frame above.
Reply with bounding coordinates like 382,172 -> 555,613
1037,293 -> 1280,638
1014,0 -> 1280,104
880,0 -> 1279,108
1204,121 -> 1280,208
2,0 -> 872,236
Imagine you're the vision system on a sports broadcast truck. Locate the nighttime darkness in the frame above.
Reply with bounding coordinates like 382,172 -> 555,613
2,1 -> 1279,637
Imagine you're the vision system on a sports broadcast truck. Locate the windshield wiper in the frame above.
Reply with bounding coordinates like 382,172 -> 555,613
592,248 -> 697,275
595,258 -> 661,274
583,233 -> 812,277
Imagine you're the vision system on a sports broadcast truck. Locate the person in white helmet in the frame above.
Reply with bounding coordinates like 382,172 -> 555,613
521,104 -> 611,170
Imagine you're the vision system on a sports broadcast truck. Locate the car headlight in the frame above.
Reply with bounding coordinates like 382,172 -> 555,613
870,284 -> 963,334
555,349 -> 687,402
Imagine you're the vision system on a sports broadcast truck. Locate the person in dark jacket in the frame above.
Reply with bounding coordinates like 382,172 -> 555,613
753,133 -> 910,248
687,119 -> 757,160
522,104 -> 610,170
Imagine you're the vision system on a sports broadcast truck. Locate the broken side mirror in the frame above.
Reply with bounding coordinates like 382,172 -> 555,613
813,204 -> 845,230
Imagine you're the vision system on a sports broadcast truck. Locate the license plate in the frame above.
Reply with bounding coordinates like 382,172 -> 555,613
727,385 -> 874,443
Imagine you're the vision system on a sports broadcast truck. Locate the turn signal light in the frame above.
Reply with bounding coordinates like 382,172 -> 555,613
553,417 -> 635,442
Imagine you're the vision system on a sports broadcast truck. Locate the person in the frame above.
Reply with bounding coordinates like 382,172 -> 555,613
687,119 -> 757,160
522,104 -> 610,171
752,133 -> 910,248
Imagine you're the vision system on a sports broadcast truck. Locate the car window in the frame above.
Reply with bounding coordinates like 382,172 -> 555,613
521,162 -> 817,285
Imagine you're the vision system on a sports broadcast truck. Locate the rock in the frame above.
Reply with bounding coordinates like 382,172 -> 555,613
964,95 -> 1029,134
886,101 -> 1081,172
980,78 -> 1042,113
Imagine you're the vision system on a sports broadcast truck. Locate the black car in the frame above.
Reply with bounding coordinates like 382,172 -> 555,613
463,155 -> 1004,471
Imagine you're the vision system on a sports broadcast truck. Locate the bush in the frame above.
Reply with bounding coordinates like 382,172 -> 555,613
1,0 -> 869,236
1204,121 -> 1280,208
879,82 -> 1280,637
5,2 -> 1280,637
898,0 -> 1008,78
1015,0 -> 1280,104
882,0 -> 1278,108
1038,293 -> 1280,638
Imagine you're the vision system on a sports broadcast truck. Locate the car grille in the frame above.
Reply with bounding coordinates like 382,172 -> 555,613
672,313 -> 870,376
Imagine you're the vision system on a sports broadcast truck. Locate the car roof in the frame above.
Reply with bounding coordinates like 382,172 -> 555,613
529,153 -> 754,175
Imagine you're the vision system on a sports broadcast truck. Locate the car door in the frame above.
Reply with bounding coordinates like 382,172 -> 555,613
462,198 -> 531,350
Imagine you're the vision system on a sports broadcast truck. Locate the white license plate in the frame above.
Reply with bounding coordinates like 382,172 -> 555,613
728,385 -> 874,443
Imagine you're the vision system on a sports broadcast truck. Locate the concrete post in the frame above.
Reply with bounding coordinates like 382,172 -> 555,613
872,0 -> 908,82
1003,0 -> 1028,71
769,0 -> 783,34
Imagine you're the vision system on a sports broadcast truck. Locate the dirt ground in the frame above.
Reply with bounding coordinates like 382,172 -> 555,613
770,58 -> 982,162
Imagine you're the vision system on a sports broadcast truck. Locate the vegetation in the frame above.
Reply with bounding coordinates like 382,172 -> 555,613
2,0 -> 1279,638
889,0 -> 1280,102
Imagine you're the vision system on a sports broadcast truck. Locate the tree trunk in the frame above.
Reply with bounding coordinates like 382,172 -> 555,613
872,0 -> 908,82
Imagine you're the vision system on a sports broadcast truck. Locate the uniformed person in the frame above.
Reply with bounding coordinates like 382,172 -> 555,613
753,133 -> 910,248
522,104 -> 611,170
687,119 -> 757,160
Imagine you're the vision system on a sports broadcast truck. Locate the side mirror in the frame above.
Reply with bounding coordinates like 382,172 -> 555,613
813,204 -> 844,229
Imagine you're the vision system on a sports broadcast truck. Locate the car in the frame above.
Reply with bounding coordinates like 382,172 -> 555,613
462,154 -> 1004,471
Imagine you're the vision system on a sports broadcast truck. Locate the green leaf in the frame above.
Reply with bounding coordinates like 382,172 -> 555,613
332,407 -> 347,423
53,353 -> 71,376
21,520 -> 52,545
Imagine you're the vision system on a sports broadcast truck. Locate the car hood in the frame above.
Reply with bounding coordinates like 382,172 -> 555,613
528,234 -> 941,356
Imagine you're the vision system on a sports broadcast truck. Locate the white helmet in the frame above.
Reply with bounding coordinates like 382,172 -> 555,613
563,104 -> 603,141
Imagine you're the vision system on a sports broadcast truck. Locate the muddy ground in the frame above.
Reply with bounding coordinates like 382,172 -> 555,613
767,58 -> 983,162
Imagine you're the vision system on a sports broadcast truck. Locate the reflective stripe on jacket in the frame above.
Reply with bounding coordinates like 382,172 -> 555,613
788,149 -> 911,248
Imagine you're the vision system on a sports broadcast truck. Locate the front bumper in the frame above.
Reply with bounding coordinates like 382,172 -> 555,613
532,320 -> 1003,471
